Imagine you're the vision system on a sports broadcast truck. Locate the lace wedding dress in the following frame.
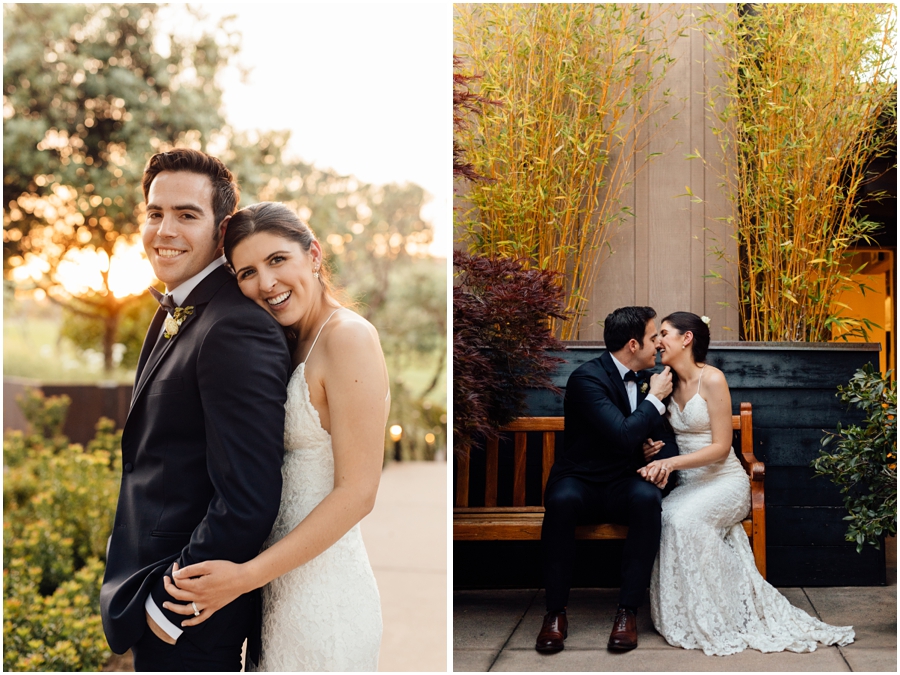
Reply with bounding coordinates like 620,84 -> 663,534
254,313 -> 382,671
649,372 -> 854,656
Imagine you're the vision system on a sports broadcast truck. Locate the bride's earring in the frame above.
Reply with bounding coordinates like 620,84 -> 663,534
313,266 -> 320,280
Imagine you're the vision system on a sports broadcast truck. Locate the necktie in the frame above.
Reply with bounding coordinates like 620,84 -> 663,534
148,286 -> 177,315
623,370 -> 639,382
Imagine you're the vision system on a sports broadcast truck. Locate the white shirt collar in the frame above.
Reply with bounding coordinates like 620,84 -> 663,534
610,353 -> 633,381
167,255 -> 226,306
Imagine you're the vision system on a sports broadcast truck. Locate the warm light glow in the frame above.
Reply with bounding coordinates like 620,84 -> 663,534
425,433 -> 435,444
55,237 -> 155,298
389,424 -> 403,441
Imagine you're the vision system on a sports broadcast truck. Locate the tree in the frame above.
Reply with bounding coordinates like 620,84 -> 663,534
3,3 -> 238,370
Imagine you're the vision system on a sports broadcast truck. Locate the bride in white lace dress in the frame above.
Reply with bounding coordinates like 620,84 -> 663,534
639,312 -> 854,657
163,202 -> 387,671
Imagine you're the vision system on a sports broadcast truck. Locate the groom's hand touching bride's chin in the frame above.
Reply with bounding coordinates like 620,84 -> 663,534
162,560 -> 253,627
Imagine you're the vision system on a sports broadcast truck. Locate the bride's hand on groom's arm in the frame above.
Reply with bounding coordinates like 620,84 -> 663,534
162,560 -> 256,627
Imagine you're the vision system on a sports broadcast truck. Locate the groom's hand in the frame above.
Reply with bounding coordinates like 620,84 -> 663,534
146,609 -> 177,645
649,366 -> 673,400
642,438 -> 665,462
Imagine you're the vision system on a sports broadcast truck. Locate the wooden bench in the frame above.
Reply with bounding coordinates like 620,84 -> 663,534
454,401 -> 767,578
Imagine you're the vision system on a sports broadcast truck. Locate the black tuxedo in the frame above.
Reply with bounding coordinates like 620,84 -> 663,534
541,351 -> 678,610
100,265 -> 292,670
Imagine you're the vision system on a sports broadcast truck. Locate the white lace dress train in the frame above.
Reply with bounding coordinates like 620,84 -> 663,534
649,393 -> 854,656
254,357 -> 382,671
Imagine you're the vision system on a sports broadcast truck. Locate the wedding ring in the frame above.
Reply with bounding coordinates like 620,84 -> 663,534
192,602 -> 200,616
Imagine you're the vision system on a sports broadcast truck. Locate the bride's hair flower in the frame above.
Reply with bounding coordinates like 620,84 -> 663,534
701,315 -> 711,326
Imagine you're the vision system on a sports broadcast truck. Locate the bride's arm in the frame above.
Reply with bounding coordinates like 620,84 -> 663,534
640,368 -> 733,475
164,319 -> 388,626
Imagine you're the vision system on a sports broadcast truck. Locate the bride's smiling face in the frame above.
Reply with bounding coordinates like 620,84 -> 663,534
230,231 -> 323,328
658,321 -> 692,366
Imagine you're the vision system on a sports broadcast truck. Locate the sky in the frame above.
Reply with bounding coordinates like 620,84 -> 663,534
156,3 -> 451,257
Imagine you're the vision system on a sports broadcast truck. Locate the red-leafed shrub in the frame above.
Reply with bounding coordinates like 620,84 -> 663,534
453,251 -> 567,453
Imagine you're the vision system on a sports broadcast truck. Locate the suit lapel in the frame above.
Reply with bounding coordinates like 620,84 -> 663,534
599,351 -> 631,416
135,306 -> 166,386
130,266 -> 234,408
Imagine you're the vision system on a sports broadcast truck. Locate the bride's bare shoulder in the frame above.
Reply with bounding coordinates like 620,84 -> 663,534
322,307 -> 382,354
702,365 -> 729,389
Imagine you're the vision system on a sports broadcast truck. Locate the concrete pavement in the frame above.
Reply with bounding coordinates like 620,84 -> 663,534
454,538 -> 896,672
362,460 -> 448,672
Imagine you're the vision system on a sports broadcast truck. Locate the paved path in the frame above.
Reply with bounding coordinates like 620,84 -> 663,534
454,539 -> 896,672
362,460 -> 448,672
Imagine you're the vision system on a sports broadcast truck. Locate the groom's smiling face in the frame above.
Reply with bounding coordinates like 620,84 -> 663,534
143,171 -> 225,291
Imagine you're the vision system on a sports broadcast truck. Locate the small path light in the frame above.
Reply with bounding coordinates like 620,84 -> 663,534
389,424 -> 403,462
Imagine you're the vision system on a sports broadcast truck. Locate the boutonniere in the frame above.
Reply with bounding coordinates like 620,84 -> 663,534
164,306 -> 194,339
640,382 -> 649,394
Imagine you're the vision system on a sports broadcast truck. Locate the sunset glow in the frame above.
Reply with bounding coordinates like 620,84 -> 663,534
52,237 -> 155,299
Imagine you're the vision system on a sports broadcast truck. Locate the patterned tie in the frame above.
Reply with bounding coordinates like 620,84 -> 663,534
148,286 -> 177,315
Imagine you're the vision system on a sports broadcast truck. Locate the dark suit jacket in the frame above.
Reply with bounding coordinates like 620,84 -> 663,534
100,264 -> 292,655
546,351 -> 678,490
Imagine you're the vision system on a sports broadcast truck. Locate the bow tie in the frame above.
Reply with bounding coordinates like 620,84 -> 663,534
148,287 -> 177,315
623,370 -> 640,383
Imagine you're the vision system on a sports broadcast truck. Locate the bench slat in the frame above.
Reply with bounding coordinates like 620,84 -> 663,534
513,432 -> 527,506
485,437 -> 498,507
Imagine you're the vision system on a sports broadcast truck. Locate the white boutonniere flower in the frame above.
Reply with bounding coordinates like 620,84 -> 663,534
640,382 -> 648,394
164,306 -> 194,339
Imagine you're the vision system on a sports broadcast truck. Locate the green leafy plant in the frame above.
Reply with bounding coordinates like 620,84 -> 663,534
453,251 -> 567,453
455,3 -> 684,338
696,4 -> 896,341
812,363 -> 897,552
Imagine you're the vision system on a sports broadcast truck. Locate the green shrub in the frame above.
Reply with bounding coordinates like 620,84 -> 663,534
812,364 -> 897,552
3,403 -> 121,671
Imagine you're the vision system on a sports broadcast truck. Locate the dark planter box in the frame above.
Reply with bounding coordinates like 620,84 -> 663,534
454,342 -> 885,588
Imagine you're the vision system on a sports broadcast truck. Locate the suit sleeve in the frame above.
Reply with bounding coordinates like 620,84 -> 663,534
150,308 -> 290,633
566,369 -> 664,456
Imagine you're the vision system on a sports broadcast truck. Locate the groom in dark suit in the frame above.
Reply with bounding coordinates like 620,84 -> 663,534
536,306 -> 677,654
100,149 -> 292,670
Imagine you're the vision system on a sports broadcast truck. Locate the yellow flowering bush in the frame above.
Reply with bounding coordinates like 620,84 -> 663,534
3,394 -> 121,671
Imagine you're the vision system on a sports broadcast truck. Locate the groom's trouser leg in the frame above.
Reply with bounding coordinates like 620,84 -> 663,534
604,477 -> 663,608
542,477 -> 606,611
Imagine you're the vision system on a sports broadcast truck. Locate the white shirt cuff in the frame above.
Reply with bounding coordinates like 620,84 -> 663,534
645,394 -> 665,415
145,592 -> 183,641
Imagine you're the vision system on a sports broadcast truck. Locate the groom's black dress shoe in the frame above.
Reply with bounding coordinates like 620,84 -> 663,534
607,607 -> 638,651
535,610 -> 568,653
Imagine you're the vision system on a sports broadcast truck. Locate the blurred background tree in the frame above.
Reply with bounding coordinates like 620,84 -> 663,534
3,3 -> 238,371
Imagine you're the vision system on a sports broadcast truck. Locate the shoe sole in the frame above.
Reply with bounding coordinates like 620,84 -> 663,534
535,643 -> 565,654
607,642 -> 637,651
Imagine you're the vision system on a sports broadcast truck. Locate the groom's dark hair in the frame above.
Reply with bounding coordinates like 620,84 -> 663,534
604,306 -> 657,352
142,148 -> 239,235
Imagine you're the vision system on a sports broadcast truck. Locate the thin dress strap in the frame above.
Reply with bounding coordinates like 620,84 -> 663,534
303,308 -> 341,364
697,364 -> 706,395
